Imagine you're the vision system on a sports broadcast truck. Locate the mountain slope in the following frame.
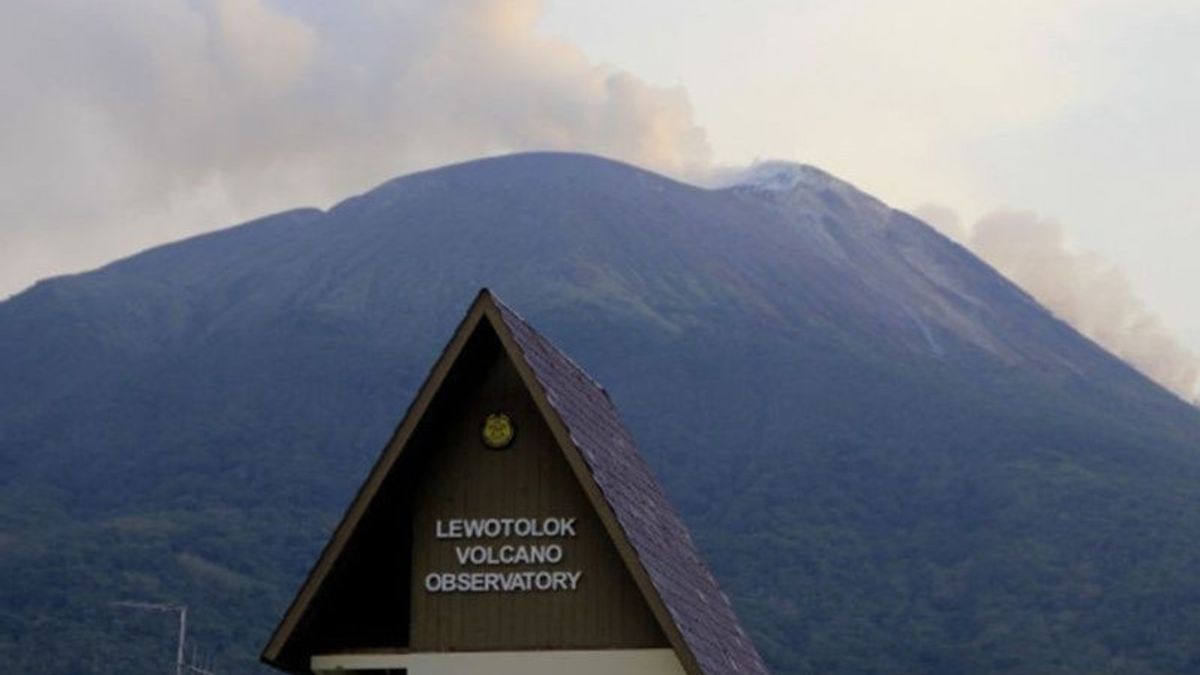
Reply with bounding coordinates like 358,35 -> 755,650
2,152 -> 1199,674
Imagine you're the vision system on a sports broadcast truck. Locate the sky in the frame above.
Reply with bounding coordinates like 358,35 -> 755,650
1,0 -> 1196,398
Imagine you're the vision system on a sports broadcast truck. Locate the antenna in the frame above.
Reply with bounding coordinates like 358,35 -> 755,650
186,643 -> 217,675
111,601 -> 215,674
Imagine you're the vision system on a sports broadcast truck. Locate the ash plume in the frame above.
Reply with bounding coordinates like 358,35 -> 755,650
915,205 -> 1200,401
0,0 -> 709,297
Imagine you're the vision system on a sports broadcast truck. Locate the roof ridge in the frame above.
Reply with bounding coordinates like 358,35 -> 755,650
263,289 -> 769,675
486,290 -> 770,675
487,292 -> 611,398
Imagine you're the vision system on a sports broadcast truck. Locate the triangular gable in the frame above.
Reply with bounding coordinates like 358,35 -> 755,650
262,289 -> 769,675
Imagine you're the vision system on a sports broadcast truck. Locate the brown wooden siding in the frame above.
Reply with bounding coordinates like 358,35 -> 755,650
408,329 -> 665,650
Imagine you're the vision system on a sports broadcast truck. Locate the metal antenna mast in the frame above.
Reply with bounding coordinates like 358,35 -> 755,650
111,601 -> 188,675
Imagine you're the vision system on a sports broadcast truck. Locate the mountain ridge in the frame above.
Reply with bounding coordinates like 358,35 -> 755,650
2,152 -> 1199,674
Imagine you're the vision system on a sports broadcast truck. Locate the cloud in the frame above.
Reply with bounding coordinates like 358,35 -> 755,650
0,0 -> 709,297
212,0 -> 318,91
915,205 -> 1200,400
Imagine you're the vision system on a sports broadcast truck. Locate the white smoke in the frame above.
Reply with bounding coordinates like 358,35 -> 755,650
0,0 -> 710,297
915,205 -> 1200,401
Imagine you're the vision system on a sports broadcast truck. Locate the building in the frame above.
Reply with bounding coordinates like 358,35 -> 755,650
261,290 -> 770,675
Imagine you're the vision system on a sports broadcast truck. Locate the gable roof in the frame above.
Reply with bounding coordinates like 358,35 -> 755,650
262,289 -> 770,675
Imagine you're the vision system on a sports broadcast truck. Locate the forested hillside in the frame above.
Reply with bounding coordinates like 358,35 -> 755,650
2,153 -> 1199,674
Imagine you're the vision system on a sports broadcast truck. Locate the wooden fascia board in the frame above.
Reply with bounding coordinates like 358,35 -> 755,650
481,302 -> 706,675
261,291 -> 493,666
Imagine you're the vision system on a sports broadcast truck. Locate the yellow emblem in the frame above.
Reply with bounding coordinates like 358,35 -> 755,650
481,413 -> 515,449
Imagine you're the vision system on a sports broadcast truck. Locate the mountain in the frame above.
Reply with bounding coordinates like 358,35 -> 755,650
2,152 -> 1199,675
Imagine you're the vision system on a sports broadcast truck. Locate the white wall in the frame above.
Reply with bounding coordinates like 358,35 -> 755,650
312,648 -> 687,675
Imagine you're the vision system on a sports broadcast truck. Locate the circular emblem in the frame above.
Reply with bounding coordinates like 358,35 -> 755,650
481,413 -> 515,449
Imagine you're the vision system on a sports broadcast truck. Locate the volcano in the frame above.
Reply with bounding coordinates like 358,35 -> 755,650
2,153 -> 1198,674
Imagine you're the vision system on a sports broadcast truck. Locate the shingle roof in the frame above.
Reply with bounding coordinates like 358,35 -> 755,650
262,289 -> 771,675
493,295 -> 770,675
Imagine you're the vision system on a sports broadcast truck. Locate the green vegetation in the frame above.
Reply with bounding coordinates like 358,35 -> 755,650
2,153 -> 1199,674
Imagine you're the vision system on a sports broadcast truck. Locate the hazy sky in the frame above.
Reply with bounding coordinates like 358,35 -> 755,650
541,0 -> 1200,394
1,0 -> 1196,396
